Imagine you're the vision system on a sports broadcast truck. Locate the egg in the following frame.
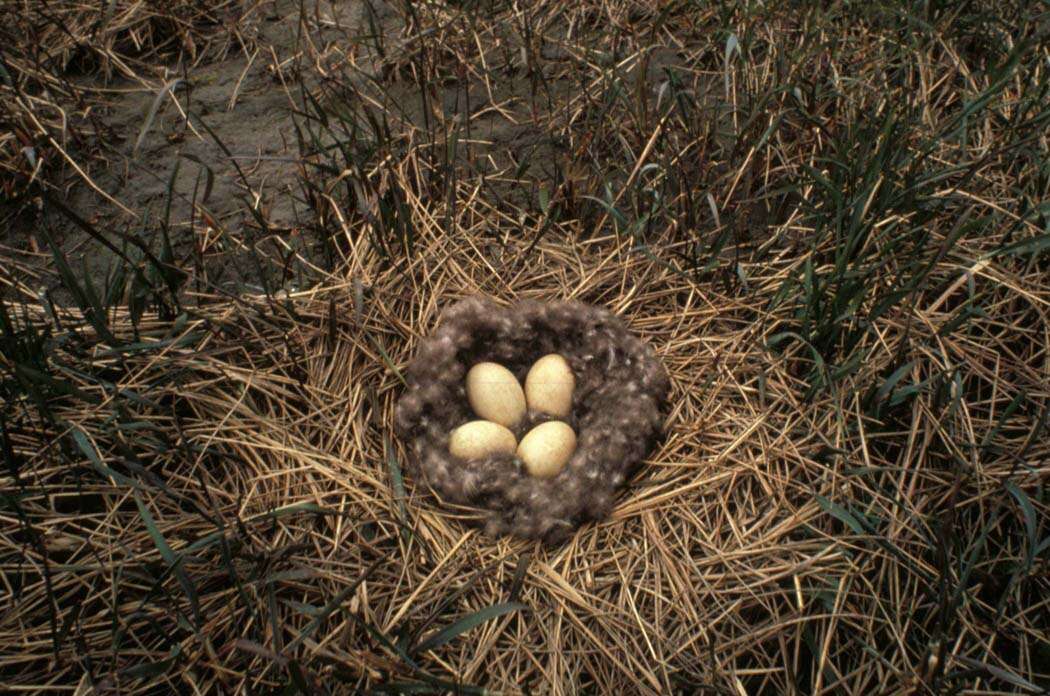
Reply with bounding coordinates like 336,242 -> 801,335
448,420 -> 517,461
524,353 -> 575,417
517,421 -> 576,479
466,362 -> 526,428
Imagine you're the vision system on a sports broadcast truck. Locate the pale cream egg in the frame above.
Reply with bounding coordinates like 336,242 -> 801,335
448,420 -> 517,460
517,420 -> 576,479
524,353 -> 575,417
465,362 -> 526,428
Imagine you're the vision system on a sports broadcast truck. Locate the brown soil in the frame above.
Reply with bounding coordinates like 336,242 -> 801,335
4,0 -> 377,292
4,0 -> 694,297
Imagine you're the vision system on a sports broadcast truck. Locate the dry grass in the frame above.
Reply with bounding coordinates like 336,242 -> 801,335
2,0 -> 1049,694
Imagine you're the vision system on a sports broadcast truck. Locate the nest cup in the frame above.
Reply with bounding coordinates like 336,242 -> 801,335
395,297 -> 670,543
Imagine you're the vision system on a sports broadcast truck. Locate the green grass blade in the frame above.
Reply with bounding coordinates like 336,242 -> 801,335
876,361 -> 915,404
954,655 -> 1041,693
286,556 -> 383,651
133,78 -> 185,158
132,490 -> 201,628
412,602 -> 527,655
1004,481 -> 1038,573
815,494 -> 865,535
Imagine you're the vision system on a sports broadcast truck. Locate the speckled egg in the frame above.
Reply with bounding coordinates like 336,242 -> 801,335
448,420 -> 517,461
465,362 -> 526,428
524,353 -> 575,417
517,421 -> 576,479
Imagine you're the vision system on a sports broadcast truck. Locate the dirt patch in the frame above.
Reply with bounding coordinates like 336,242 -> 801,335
4,0 -> 367,293
4,0 -> 702,298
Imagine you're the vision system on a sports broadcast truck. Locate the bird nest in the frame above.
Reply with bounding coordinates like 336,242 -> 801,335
395,296 -> 670,542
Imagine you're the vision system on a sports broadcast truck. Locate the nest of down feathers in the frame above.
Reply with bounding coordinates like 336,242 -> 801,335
394,296 -> 670,543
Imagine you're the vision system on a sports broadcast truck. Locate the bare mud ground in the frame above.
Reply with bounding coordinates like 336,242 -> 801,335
5,0 -> 357,293
6,0 -> 687,296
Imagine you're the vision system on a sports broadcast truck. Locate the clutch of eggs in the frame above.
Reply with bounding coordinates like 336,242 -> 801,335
453,354 -> 578,478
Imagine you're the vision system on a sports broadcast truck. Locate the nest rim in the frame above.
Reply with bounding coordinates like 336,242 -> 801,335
395,296 -> 670,543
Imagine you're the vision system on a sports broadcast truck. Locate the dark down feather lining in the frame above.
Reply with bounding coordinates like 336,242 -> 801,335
394,296 -> 670,543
